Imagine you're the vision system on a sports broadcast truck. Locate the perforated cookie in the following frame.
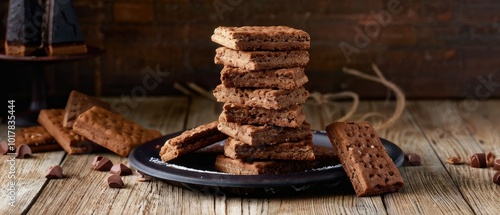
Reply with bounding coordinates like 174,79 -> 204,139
38,109 -> 99,154
73,106 -> 162,157
326,121 -> 404,196
15,126 -> 61,153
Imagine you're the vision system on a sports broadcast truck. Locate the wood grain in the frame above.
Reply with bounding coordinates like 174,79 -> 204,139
0,150 -> 65,214
26,97 -> 189,214
408,100 -> 500,215
0,123 -> 67,214
2,98 -> 500,214
371,100 -> 475,214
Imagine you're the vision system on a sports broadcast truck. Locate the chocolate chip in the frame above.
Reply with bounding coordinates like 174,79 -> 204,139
494,159 -> 500,171
91,156 -> 113,171
110,163 -> 132,176
92,155 -> 103,166
45,165 -> 64,179
107,174 -> 124,188
16,144 -> 32,158
493,172 -> 500,185
0,141 -> 8,155
136,170 -> 153,182
405,153 -> 422,166
470,153 -> 487,168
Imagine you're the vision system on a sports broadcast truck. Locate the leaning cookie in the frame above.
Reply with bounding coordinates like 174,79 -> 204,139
325,121 -> 404,197
73,106 -> 162,157
160,121 -> 228,162
62,90 -> 111,129
38,109 -> 100,154
15,126 -> 62,153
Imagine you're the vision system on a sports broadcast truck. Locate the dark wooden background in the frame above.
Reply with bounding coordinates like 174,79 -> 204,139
2,0 -> 500,106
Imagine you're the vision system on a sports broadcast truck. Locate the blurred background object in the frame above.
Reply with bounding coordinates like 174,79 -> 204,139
1,0 -> 499,110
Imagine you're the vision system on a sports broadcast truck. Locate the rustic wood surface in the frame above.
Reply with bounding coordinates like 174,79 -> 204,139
1,97 -> 499,215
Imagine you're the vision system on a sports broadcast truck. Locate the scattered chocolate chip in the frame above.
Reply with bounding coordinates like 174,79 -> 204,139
470,153 -> 487,168
494,159 -> 500,171
405,153 -> 422,166
92,156 -> 103,166
110,163 -> 132,176
446,156 -> 464,165
136,170 -> 153,182
45,165 -> 64,179
493,172 -> 500,185
16,144 -> 32,158
91,156 -> 113,171
107,174 -> 124,188
0,141 -> 8,155
486,152 -> 496,167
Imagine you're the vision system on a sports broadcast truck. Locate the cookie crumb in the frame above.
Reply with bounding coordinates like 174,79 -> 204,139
446,156 -> 465,165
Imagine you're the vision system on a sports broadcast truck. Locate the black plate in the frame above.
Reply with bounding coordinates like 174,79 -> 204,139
129,130 -> 405,197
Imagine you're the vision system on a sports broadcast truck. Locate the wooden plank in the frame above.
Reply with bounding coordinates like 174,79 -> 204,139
0,125 -> 66,214
370,100 -> 475,215
26,97 -> 190,214
9,97 -> 497,214
143,96 -> 222,215
407,100 -> 484,159
0,120 -> 67,214
451,99 -> 500,214
408,100 -> 499,214
455,99 -> 500,153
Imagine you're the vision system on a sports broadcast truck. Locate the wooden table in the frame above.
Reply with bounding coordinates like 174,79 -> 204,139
1,97 -> 499,215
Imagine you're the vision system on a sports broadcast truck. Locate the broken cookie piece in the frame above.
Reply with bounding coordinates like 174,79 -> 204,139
159,121 -> 227,162
15,126 -> 62,153
446,156 -> 465,165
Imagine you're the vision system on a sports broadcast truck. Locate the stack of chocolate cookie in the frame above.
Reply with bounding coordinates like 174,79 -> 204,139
210,26 -> 316,175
